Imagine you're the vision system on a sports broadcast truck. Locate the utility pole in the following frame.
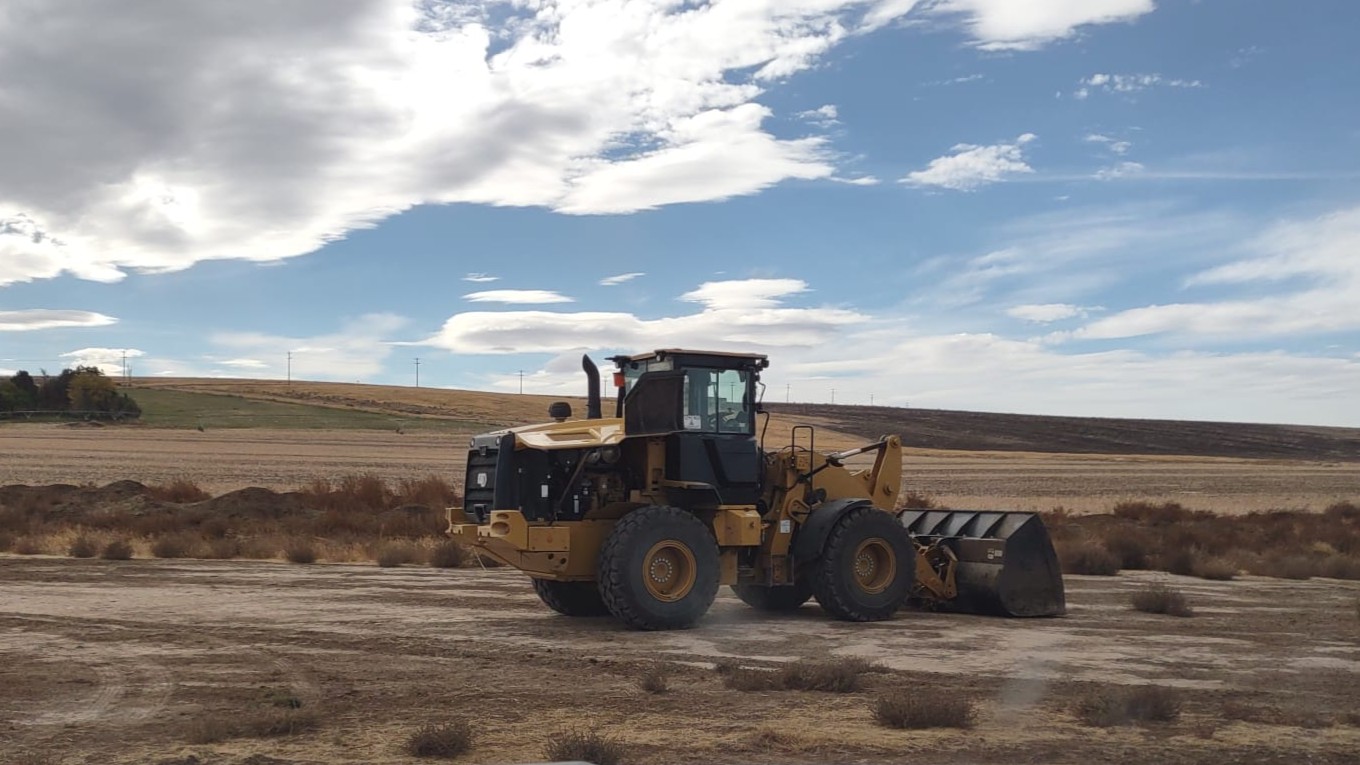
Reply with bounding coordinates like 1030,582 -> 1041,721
831,388 -> 836,404
518,370 -> 524,394
287,351 -> 292,385
870,393 -> 875,406
785,383 -> 790,403
414,357 -> 421,388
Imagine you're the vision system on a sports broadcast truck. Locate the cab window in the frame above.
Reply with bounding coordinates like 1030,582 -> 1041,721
682,368 -> 751,434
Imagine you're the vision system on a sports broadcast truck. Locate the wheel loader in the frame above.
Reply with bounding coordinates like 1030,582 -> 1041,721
447,349 -> 1065,630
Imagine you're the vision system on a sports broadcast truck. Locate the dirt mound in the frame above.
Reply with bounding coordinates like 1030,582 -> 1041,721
197,487 -> 311,520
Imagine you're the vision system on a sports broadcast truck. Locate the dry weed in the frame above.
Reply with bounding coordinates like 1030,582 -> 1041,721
100,539 -> 133,560
872,690 -> 974,729
779,658 -> 873,693
406,720 -> 474,759
284,541 -> 318,564
376,542 -> 419,567
428,541 -> 467,568
544,729 -> 625,765
1076,685 -> 1181,727
1192,557 -> 1238,581
638,662 -> 669,694
1058,541 -> 1121,576
13,537 -> 42,555
68,536 -> 98,558
1131,584 -> 1194,617
146,478 -> 210,504
150,533 -> 198,559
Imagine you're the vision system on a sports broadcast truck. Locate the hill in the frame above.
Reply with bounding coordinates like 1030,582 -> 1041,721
123,378 -> 1360,461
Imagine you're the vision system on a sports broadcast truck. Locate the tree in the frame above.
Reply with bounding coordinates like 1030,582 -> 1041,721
10,370 -> 37,401
68,367 -> 118,414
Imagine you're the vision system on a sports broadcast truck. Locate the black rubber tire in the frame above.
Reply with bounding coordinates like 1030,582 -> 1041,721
810,506 -> 915,622
531,578 -> 610,617
732,580 -> 814,612
597,506 -> 720,630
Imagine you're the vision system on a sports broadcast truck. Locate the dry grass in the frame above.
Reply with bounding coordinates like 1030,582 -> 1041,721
150,533 -> 198,559
284,541 -> 318,564
1192,556 -> 1238,581
100,539 -> 133,560
1075,685 -> 1182,727
1131,584 -> 1194,617
406,720 -> 474,759
872,690 -> 975,729
1057,540 -> 1121,576
0,532 -> 12,552
67,536 -> 98,558
544,729 -> 625,765
638,662 -> 670,694
186,707 -> 319,744
1222,701 -> 1333,729
146,478 -> 211,504
428,541 -> 467,568
779,658 -> 874,693
376,542 -> 420,567
14,537 -> 43,555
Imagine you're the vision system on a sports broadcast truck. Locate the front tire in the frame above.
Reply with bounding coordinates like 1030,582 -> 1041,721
810,506 -> 915,621
531,578 -> 610,617
732,580 -> 814,612
598,506 -> 720,630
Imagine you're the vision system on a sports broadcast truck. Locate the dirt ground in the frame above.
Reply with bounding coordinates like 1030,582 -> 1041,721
2,424 -> 1355,514
2,557 -> 1358,765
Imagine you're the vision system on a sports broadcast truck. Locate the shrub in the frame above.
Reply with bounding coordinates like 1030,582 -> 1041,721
0,532 -> 12,552
779,659 -> 872,693
151,533 -> 196,559
203,538 -> 241,559
719,665 -> 778,692
1113,501 -> 1191,524
1324,501 -> 1360,521
1076,685 -> 1181,727
1058,541 -> 1121,576
14,537 -> 42,555
1162,547 -> 1197,576
544,729 -> 625,765
897,491 -> 938,510
639,663 -> 669,694
376,542 -> 418,568
101,539 -> 134,560
872,690 -> 974,729
406,720 -> 474,759
1131,584 -> 1194,617
396,476 -> 458,509
1192,557 -> 1238,581
284,541 -> 318,564
337,474 -> 390,511
1104,528 -> 1154,570
1318,555 -> 1360,580
428,541 -> 467,568
68,536 -> 98,558
146,478 -> 211,504
1273,555 -> 1316,580
238,537 -> 281,559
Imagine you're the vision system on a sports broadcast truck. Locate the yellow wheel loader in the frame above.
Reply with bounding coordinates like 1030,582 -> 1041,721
448,349 -> 1064,630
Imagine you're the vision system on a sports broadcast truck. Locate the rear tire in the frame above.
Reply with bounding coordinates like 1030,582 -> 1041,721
598,506 -> 719,630
810,506 -> 915,621
531,578 -> 610,617
732,580 -> 814,612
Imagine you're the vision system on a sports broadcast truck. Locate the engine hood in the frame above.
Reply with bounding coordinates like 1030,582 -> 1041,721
509,416 -> 626,450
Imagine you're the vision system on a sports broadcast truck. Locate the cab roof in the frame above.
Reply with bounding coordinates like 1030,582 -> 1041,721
609,348 -> 770,369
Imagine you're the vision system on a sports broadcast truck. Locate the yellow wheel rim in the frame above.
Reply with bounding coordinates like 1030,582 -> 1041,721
852,538 -> 896,594
642,541 -> 697,602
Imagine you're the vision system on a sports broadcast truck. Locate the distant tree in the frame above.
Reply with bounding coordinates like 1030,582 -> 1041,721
10,371 -> 37,401
38,369 -> 77,410
68,367 -> 119,413
0,380 -> 23,412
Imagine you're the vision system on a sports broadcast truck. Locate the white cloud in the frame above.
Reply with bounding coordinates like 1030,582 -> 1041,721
1094,161 -> 1146,180
832,175 -> 882,186
927,0 -> 1156,51
599,272 -> 645,287
0,309 -> 117,331
462,273 -> 499,283
219,358 -> 269,369
212,313 -> 408,379
1074,72 -> 1203,99
464,290 -> 574,304
59,347 -> 144,375
1007,303 -> 1089,323
902,133 -> 1036,191
1074,206 -> 1360,340
425,277 -> 864,354
0,1 -> 941,288
797,104 -> 840,128
1084,133 -> 1131,155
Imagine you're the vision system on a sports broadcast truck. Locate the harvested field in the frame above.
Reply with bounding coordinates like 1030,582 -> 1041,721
2,424 -> 1356,513
2,558 -> 1358,765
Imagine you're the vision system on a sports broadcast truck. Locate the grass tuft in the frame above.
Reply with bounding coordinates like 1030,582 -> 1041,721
376,542 -> 419,568
544,729 -> 625,765
779,658 -> 874,693
100,539 -> 134,560
146,478 -> 211,504
1075,685 -> 1182,727
68,536 -> 98,558
428,541 -> 468,568
1058,541 -> 1121,576
284,541 -> 318,564
1131,584 -> 1194,617
406,720 -> 474,759
872,690 -> 975,729
150,533 -> 197,559
638,662 -> 669,694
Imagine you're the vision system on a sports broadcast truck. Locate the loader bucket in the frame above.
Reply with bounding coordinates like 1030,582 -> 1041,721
900,510 -> 1066,617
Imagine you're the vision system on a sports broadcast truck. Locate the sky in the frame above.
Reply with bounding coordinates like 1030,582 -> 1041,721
2,0 -> 1358,426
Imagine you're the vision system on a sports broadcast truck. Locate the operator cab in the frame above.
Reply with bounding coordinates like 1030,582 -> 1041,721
610,349 -> 770,506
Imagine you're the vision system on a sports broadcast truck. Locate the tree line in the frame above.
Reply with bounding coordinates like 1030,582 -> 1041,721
0,367 -> 142,419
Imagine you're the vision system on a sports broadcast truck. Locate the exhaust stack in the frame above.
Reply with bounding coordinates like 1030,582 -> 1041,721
582,355 -> 602,419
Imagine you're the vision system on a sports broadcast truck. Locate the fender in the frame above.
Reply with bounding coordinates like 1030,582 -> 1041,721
791,498 -> 875,567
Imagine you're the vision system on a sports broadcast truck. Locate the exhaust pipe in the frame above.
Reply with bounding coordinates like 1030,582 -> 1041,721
582,354 -> 602,419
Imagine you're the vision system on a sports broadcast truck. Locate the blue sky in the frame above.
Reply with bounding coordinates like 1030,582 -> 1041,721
2,0 -> 1358,425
